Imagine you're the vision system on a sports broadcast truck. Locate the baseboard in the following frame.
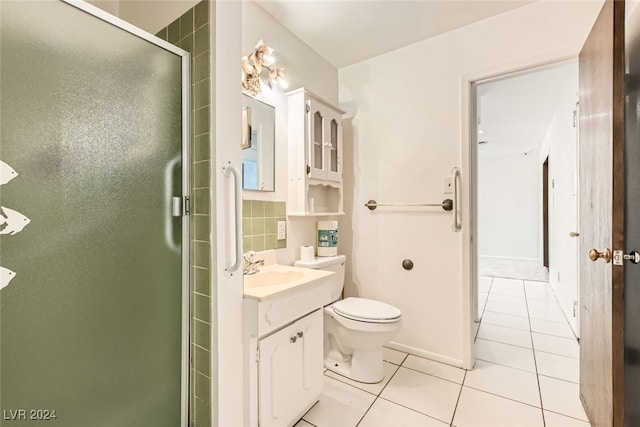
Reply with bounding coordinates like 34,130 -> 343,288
385,341 -> 465,369
549,281 -> 579,337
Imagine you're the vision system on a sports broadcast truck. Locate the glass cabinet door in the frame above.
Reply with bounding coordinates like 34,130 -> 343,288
308,100 -> 326,180
326,116 -> 342,182
306,98 -> 342,182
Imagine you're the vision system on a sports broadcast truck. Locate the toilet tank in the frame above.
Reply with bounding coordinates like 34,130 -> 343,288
294,255 -> 346,302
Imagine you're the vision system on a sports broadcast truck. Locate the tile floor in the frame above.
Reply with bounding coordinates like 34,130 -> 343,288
296,276 -> 588,427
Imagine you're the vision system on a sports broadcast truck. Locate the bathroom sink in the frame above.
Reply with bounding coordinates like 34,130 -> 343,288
245,269 -> 306,288
243,264 -> 333,301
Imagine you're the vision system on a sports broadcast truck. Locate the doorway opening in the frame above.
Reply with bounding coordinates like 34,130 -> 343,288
468,60 -> 585,422
471,60 -> 580,332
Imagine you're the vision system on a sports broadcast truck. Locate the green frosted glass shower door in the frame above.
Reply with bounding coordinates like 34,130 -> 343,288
0,1 -> 189,426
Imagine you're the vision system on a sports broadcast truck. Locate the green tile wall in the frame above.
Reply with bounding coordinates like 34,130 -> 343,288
157,2 -> 212,426
243,200 -> 287,252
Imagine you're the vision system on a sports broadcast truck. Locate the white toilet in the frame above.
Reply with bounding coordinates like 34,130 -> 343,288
294,255 -> 403,384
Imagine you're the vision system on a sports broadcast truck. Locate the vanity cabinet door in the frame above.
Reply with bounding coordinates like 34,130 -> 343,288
300,309 -> 323,399
258,309 -> 323,427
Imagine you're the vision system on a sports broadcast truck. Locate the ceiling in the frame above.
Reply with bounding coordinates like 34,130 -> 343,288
253,0 -> 575,157
476,61 -> 578,156
254,0 -> 534,68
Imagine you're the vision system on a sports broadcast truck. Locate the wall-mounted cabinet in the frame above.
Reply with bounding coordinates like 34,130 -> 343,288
288,89 -> 345,216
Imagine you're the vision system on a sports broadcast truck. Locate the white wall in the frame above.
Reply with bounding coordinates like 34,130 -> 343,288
339,0 -> 602,365
539,65 -> 579,333
86,0 -> 120,17
87,0 -> 199,35
242,1 -> 340,267
118,0 -> 198,34
242,1 -> 339,106
212,3 -> 245,424
85,1 -> 197,35
477,151 -> 540,260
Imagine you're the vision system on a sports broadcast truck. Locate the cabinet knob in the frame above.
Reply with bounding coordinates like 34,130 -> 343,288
297,331 -> 304,338
290,336 -> 297,343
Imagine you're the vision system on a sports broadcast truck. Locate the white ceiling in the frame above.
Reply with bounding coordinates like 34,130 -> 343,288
254,0 -> 534,68
476,61 -> 578,156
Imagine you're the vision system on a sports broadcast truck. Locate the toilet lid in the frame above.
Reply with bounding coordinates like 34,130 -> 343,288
333,297 -> 402,322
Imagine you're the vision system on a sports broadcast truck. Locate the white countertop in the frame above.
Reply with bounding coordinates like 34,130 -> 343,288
243,264 -> 334,301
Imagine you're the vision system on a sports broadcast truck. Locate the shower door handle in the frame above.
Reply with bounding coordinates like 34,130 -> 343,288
222,162 -> 242,274
164,155 -> 182,254
452,167 -> 461,232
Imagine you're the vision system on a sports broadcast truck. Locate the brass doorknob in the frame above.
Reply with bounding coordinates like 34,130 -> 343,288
589,248 -> 612,263
569,231 -> 580,237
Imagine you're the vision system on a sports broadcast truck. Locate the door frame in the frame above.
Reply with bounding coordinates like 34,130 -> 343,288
575,100 -> 582,338
460,51 -> 580,369
62,1 -> 192,425
543,157 -> 550,269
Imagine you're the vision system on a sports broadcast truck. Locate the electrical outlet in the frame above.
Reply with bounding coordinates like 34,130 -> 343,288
444,177 -> 453,194
277,221 -> 286,240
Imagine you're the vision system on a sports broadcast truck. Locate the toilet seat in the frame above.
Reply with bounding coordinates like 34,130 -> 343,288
333,297 -> 401,323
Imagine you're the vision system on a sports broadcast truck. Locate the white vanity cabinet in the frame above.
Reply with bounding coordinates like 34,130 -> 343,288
258,309 -> 323,427
244,270 -> 332,427
287,88 -> 345,216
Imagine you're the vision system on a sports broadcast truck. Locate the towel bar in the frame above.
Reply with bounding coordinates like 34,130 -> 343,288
364,199 -> 453,211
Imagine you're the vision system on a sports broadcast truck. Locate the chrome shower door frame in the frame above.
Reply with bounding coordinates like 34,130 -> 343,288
61,2 -> 192,425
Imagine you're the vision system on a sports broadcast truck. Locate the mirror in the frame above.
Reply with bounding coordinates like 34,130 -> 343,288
242,94 -> 275,191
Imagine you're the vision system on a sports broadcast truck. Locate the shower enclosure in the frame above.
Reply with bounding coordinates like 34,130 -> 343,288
0,1 -> 190,426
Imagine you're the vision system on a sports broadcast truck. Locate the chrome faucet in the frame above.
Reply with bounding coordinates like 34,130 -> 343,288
243,251 -> 264,275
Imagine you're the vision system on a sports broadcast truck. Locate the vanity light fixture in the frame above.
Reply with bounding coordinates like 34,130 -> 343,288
242,39 -> 288,96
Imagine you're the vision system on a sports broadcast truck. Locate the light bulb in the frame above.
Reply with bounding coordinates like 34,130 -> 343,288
262,54 -> 275,66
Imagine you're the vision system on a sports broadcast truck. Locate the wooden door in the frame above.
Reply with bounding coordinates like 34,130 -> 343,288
578,0 -> 625,426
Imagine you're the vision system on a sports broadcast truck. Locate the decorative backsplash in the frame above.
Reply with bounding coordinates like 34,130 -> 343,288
243,200 -> 286,252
